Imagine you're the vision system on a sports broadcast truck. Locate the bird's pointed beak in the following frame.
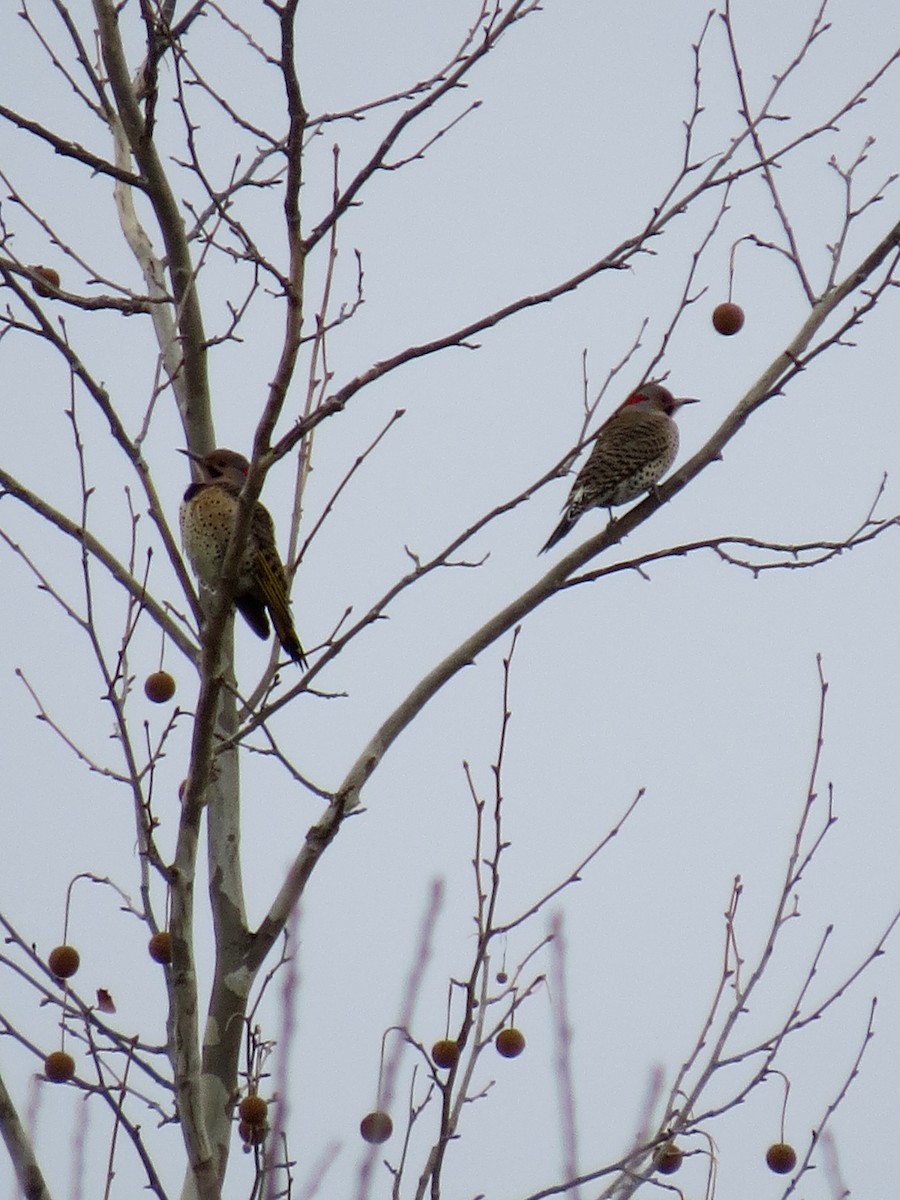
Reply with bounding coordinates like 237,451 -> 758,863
179,447 -> 203,462
676,397 -> 701,407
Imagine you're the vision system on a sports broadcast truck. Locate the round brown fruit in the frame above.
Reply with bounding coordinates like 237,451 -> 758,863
712,301 -> 745,336
653,1142 -> 683,1175
360,1110 -> 393,1144
148,931 -> 172,964
496,970 -> 508,984
239,1094 -> 269,1126
31,266 -> 60,297
238,1120 -> 266,1145
765,1142 -> 797,1174
44,1050 -> 75,1082
431,1039 -> 460,1070
145,671 -> 176,703
48,944 -> 80,980
495,1027 -> 526,1058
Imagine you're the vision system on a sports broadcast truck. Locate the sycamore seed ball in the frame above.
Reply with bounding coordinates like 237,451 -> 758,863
148,931 -> 172,964
360,1111 -> 393,1144
653,1142 -> 683,1175
145,671 -> 176,703
239,1095 -> 269,1126
712,301 -> 745,335
48,944 -> 80,979
495,1027 -> 526,1058
431,1039 -> 460,1070
44,1050 -> 75,1082
765,1142 -> 797,1174
31,265 -> 60,297
238,1120 -> 266,1146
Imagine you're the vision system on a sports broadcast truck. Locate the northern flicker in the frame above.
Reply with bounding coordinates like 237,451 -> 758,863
540,382 -> 698,553
179,448 -> 307,666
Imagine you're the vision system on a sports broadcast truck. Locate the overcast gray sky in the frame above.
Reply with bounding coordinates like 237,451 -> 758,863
1,1 -> 899,1196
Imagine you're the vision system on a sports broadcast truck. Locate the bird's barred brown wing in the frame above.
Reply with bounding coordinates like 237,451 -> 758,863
251,506 -> 307,667
574,408 -> 679,509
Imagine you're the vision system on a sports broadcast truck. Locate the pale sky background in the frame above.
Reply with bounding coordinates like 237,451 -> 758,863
1,1 -> 899,1197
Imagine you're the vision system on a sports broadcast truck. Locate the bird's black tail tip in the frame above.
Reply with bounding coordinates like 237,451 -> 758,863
539,514 -> 573,555
283,638 -> 308,670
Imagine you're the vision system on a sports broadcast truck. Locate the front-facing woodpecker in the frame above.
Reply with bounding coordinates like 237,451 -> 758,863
179,448 -> 307,666
540,382 -> 699,553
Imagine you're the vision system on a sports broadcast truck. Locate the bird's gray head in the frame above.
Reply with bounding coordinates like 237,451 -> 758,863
180,447 -> 250,486
623,382 -> 699,416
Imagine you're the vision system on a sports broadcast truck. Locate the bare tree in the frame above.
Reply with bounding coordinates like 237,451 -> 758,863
1,1 -> 899,1197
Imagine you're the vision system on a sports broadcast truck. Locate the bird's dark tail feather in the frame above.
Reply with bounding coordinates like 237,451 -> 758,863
540,510 -> 578,554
